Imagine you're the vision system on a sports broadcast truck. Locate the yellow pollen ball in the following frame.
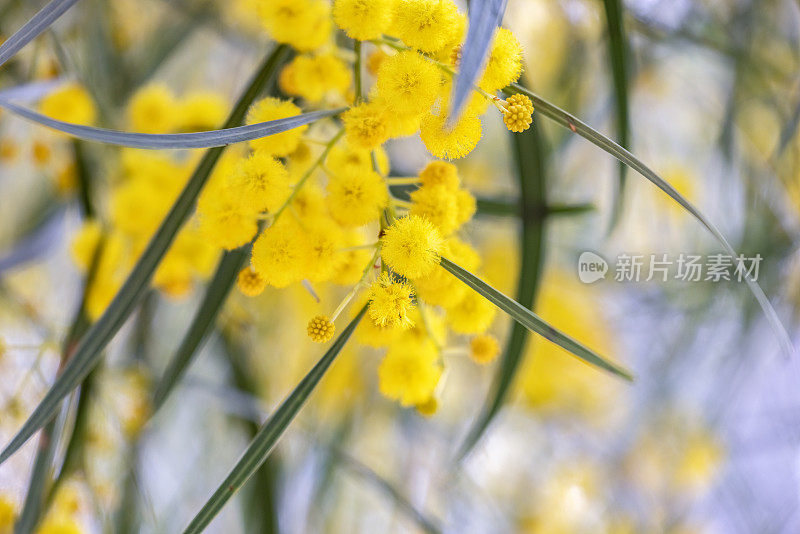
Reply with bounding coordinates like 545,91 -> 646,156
333,0 -> 395,41
391,0 -> 460,53
368,273 -> 416,329
470,334 -> 500,364
257,0 -> 331,52
419,160 -> 460,190
251,221 -> 307,287
376,50 -> 441,116
381,215 -> 444,279
326,168 -> 389,227
502,94 -> 534,133
342,101 -> 390,150
420,111 -> 482,160
237,267 -> 267,297
479,27 -> 524,92
410,184 -> 460,235
307,315 -> 336,343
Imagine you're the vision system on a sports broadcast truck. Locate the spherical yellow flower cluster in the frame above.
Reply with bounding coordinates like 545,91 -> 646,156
145,0 -> 527,412
308,315 -> 336,343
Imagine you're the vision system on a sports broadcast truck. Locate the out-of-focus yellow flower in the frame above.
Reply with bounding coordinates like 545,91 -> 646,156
0,495 -> 15,534
177,91 -> 228,132
39,83 -> 96,125
333,0 -> 395,41
257,0 -> 331,52
378,338 -> 442,406
126,84 -> 177,134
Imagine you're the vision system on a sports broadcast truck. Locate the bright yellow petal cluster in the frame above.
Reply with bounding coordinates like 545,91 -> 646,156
228,151 -> 291,213
368,273 -> 416,329
251,221 -> 307,288
419,160 -> 460,189
247,97 -> 308,156
342,101 -> 390,150
420,111 -> 482,160
479,27 -> 524,92
502,93 -> 534,133
378,339 -> 442,406
333,0 -> 395,41
326,167 -> 388,227
257,0 -> 331,51
40,83 -> 96,125
410,184 -> 460,235
381,215 -> 444,279
307,315 -> 336,342
376,50 -> 441,116
391,0 -> 460,53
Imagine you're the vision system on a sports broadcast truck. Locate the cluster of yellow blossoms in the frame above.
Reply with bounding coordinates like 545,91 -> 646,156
57,0 -> 533,413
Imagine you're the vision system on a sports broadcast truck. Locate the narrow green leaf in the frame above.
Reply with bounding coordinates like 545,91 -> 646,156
440,258 -> 633,381
601,0 -> 630,231
457,119 -> 547,460
181,306 -> 367,534
0,44 -> 290,467
507,83 -> 794,357
152,244 -> 251,410
0,0 -> 79,69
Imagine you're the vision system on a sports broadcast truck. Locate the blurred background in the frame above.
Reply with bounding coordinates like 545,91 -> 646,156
1,0 -> 800,532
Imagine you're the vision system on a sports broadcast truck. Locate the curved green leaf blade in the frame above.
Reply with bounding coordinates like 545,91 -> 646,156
447,0 -> 507,126
0,98 -> 341,149
457,119 -> 547,461
0,0 -> 79,69
507,83 -> 794,357
181,306 -> 367,534
0,44 -> 290,467
440,257 -> 633,381
152,245 -> 251,410
600,0 -> 630,231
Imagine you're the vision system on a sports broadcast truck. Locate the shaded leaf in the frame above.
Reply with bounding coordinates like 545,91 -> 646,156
0,44 -> 290,467
440,257 -> 633,380
181,306 -> 367,534
601,0 -> 630,232
0,98 -> 342,149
